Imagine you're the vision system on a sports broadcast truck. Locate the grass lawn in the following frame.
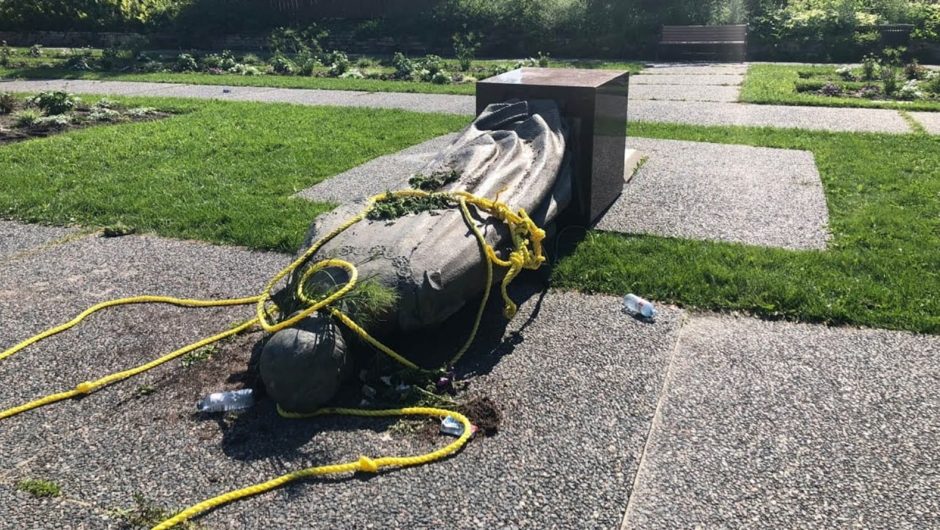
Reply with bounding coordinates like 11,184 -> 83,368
0,49 -> 643,96
0,96 -> 936,334
555,122 -> 940,334
742,64 -> 940,112
0,96 -> 467,251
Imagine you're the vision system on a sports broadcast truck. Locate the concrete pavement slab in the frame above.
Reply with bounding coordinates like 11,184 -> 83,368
640,65 -> 749,76
0,223 -> 686,528
630,84 -> 740,102
909,111 -> 940,134
297,133 -> 459,203
598,138 -> 830,250
630,100 -> 913,133
623,315 -> 940,529
632,74 -> 744,86
0,220 -> 81,261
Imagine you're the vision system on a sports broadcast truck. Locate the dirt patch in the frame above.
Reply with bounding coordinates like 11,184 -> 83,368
459,396 -> 501,437
0,95 -> 172,146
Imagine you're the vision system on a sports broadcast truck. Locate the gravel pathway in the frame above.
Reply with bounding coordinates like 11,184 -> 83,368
598,137 -> 831,250
0,78 -> 926,134
632,99 -> 913,133
631,74 -> 745,86
909,111 -> 940,134
1,219 -> 937,528
0,221 -> 684,529
296,133 -> 459,203
623,314 -> 940,529
630,84 -> 740,102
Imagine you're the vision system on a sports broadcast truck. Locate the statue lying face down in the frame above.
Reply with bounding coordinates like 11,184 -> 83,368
260,100 -> 572,413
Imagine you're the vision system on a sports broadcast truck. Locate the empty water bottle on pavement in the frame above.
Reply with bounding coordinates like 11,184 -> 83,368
623,294 -> 657,319
196,389 -> 254,413
440,416 -> 465,437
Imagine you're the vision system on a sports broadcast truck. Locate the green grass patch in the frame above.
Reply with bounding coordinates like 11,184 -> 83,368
741,64 -> 940,112
554,122 -> 940,334
0,96 -> 467,252
16,478 -> 61,498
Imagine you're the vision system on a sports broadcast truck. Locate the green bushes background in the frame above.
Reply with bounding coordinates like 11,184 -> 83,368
0,0 -> 937,59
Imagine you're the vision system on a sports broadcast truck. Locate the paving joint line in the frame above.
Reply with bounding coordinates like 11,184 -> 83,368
620,309 -> 689,530
0,228 -> 98,267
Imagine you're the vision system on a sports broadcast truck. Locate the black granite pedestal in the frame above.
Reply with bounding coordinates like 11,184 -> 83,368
476,67 -> 629,225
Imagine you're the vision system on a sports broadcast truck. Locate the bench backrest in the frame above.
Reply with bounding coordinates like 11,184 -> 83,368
662,25 -> 747,43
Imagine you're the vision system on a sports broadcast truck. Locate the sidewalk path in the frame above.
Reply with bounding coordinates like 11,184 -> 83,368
1,219 -> 936,528
1,78 -> 931,134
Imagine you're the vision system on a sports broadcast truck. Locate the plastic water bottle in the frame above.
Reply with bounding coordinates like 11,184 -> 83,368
440,416 -> 465,437
196,389 -> 254,413
623,294 -> 657,319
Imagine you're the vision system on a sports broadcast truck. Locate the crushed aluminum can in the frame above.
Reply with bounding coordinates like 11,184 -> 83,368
440,416 -> 465,437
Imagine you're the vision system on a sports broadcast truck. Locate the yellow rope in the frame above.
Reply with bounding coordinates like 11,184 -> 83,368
152,407 -> 472,530
0,189 -> 546,528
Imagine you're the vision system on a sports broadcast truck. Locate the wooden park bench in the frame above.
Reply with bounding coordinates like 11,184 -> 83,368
659,24 -> 747,62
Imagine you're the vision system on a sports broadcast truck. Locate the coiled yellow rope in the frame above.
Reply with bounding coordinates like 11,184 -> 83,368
0,189 -> 545,528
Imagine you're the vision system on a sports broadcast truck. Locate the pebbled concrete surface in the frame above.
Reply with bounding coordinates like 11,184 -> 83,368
296,133 -> 459,203
631,99 -> 913,133
630,83 -> 740,102
909,111 -> 940,134
623,315 -> 940,529
598,137 -> 830,250
632,74 -> 744,86
0,220 -> 80,261
639,64 -> 749,76
0,220 -> 684,529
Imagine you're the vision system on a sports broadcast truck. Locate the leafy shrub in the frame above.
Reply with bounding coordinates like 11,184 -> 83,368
12,109 -> 42,128
65,49 -> 94,71
356,57 -> 374,68
29,91 -> 79,115
229,63 -> 261,76
0,41 -> 11,67
298,57 -> 319,76
924,72 -> 940,95
218,50 -> 237,70
339,69 -> 365,79
125,107 -> 158,117
33,114 -> 72,129
201,53 -> 222,69
897,80 -> 923,100
28,44 -> 42,57
241,53 -> 262,65
881,67 -> 900,96
430,70 -> 451,84
861,55 -> 879,81
536,51 -> 550,67
452,31 -> 479,72
326,51 -> 350,77
858,85 -> 882,98
836,66 -> 855,81
0,92 -> 16,114
174,53 -> 198,72
820,82 -> 843,97
91,98 -> 118,110
269,53 -> 297,75
138,60 -> 164,73
391,52 -> 415,80
904,60 -> 926,80
88,108 -> 124,122
268,25 -> 328,57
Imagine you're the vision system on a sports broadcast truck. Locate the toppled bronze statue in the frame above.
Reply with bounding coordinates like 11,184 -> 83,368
260,100 -> 572,412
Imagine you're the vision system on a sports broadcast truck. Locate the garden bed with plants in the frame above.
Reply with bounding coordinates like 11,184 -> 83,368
0,90 -> 168,144
0,32 -> 642,96
742,54 -> 940,112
